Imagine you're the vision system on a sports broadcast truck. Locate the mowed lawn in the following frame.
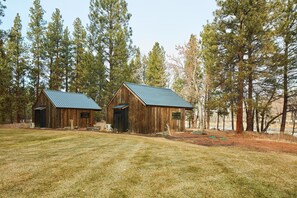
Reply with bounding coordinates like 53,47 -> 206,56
0,129 -> 297,198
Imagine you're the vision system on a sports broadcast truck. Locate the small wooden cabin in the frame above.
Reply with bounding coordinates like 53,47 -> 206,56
107,82 -> 193,133
33,90 -> 101,128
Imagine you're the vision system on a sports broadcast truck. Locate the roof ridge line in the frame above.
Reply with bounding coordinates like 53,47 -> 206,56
124,82 -> 171,90
44,89 -> 85,95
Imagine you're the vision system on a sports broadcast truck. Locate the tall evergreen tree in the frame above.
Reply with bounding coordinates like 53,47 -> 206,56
61,27 -> 72,92
0,55 -> 12,123
0,0 -> 5,22
7,14 -> 27,123
71,17 -> 86,93
87,4 -> 107,115
276,0 -> 297,133
211,0 -> 276,133
27,0 -> 46,100
45,8 -> 64,90
201,23 -> 220,130
88,0 -> 133,96
129,48 -> 144,83
145,42 -> 167,87
0,0 -> 11,123
0,0 -> 5,40
83,50 -> 107,118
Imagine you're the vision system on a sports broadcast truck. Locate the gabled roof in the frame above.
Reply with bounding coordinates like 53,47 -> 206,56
43,90 -> 101,110
124,82 -> 193,109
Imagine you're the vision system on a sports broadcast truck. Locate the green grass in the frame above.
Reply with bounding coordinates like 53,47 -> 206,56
0,129 -> 297,198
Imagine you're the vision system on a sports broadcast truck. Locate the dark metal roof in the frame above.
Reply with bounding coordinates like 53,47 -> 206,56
43,90 -> 101,110
124,82 -> 193,109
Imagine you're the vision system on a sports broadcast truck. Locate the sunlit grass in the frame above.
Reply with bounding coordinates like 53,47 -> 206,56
0,129 -> 296,197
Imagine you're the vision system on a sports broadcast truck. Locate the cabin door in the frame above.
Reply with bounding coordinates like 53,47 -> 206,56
113,106 -> 129,132
35,108 -> 46,127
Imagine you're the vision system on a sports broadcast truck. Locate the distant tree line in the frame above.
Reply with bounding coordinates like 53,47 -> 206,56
170,0 -> 296,134
0,0 -> 166,123
0,0 -> 296,135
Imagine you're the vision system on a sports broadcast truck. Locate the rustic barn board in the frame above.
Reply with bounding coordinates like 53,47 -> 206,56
107,83 -> 192,133
33,90 -> 100,129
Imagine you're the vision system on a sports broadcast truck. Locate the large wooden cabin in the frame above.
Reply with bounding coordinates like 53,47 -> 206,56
33,90 -> 101,128
107,82 -> 193,133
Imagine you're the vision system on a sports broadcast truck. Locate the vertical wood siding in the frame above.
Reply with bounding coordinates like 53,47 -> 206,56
33,92 -> 96,128
107,85 -> 186,133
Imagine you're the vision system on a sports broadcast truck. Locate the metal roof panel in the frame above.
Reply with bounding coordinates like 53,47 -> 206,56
124,82 -> 193,109
44,90 -> 101,110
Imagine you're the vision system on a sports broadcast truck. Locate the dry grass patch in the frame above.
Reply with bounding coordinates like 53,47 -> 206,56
0,129 -> 297,197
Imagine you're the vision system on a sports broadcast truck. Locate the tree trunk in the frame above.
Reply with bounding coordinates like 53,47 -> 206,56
292,111 -> 296,136
231,100 -> 234,131
36,57 -> 41,101
199,102 -> 204,129
256,109 -> 260,132
223,115 -> 225,131
217,111 -> 220,130
65,69 -> 69,92
188,115 -> 191,128
246,72 -> 253,131
255,94 -> 260,132
236,59 -> 244,134
280,41 -> 289,134
204,88 -> 210,129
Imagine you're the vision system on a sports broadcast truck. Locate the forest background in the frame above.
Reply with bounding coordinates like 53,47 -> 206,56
0,0 -> 296,134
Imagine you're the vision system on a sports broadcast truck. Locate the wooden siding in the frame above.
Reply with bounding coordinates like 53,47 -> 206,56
107,85 -> 187,133
33,91 -> 95,128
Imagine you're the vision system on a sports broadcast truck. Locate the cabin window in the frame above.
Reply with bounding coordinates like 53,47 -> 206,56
172,112 -> 181,120
80,112 -> 90,118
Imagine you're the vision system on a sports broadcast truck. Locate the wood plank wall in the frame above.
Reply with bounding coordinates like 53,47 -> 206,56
33,92 -> 95,128
107,85 -> 186,133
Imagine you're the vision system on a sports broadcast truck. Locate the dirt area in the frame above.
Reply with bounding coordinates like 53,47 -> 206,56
169,129 -> 297,154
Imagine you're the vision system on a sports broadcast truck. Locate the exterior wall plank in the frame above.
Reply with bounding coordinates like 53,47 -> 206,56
107,85 -> 188,133
33,91 -> 98,129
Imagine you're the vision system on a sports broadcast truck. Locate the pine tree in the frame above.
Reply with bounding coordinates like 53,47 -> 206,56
0,0 -> 5,21
88,0 -> 133,96
129,48 -> 144,83
61,27 -> 72,92
145,42 -> 167,87
276,0 -> 297,133
201,23 -> 220,130
7,13 -> 27,123
27,0 -> 46,100
45,8 -> 64,90
0,0 -> 5,39
211,0 -> 275,133
0,55 -> 12,123
87,3 -> 108,116
0,0 -> 11,123
83,50 -> 107,119
203,0 -> 279,133
71,17 -> 86,93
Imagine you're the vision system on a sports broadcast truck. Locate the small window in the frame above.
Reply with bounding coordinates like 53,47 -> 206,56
81,112 -> 90,118
172,112 -> 181,120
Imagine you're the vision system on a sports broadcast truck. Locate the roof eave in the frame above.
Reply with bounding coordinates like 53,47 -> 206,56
145,104 -> 193,109
55,107 -> 102,111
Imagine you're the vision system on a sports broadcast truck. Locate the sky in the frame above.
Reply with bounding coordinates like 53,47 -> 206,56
2,0 -> 217,56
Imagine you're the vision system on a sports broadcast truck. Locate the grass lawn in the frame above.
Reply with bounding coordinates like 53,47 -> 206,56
0,129 -> 297,198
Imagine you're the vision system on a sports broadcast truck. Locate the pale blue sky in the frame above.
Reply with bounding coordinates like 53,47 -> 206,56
2,0 -> 217,55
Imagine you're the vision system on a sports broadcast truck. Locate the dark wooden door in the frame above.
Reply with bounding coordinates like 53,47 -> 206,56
113,108 -> 129,132
35,109 -> 46,127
